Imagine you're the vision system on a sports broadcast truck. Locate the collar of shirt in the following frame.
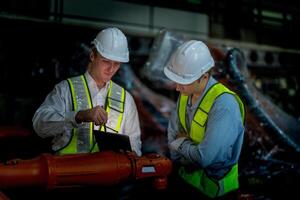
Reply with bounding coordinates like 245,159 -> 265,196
187,76 -> 217,109
84,71 -> 110,106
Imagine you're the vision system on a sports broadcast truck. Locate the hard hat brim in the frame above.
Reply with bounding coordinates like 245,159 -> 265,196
98,50 -> 129,63
164,56 -> 215,85
163,67 -> 198,85
92,40 -> 129,63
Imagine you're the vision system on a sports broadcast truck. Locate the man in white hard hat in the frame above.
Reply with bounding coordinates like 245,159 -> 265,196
164,40 -> 245,199
33,27 -> 141,156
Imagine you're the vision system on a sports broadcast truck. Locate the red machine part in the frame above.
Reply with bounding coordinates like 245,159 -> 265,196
0,151 -> 172,190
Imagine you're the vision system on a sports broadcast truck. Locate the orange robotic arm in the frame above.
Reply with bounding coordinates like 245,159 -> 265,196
0,151 -> 172,190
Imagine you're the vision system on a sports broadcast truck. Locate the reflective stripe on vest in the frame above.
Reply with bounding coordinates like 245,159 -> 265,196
178,83 -> 245,198
92,80 -> 125,152
59,75 -> 125,155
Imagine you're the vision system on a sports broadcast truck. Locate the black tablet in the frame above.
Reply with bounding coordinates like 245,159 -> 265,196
93,130 -> 132,152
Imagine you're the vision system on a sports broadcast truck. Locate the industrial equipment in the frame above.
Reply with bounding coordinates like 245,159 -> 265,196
0,151 -> 172,190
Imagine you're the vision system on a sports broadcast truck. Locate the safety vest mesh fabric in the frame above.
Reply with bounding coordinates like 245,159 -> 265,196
178,83 -> 245,198
92,80 -> 125,152
59,76 -> 125,155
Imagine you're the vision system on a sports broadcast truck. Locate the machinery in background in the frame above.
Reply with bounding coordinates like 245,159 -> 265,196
140,30 -> 185,90
224,48 -> 300,152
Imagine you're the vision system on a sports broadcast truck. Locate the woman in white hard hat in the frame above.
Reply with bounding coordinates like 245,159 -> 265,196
164,40 -> 245,199
32,27 -> 141,156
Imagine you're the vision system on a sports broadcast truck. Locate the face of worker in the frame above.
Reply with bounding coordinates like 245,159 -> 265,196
90,51 -> 120,84
175,74 -> 209,96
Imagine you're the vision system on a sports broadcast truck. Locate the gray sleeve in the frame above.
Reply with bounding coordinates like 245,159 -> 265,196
32,80 -> 77,138
167,99 -> 188,162
177,94 -> 244,171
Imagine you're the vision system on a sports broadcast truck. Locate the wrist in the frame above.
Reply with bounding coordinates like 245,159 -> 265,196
75,110 -> 85,124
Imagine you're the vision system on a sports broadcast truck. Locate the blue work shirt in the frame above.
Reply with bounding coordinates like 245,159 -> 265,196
168,76 -> 244,179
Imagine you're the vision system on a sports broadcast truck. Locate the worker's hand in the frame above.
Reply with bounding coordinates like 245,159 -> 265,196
176,132 -> 188,140
75,106 -> 108,126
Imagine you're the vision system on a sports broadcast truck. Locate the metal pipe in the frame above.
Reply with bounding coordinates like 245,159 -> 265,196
0,151 -> 172,190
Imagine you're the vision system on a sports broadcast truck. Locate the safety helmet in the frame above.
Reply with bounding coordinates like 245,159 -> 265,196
164,40 -> 214,85
92,27 -> 129,63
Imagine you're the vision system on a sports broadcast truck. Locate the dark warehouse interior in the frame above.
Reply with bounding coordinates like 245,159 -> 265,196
0,1 -> 300,200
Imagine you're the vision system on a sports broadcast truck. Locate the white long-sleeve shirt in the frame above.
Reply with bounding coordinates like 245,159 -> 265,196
32,71 -> 141,156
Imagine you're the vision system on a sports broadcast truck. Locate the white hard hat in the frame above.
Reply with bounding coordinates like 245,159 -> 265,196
92,27 -> 129,63
164,40 -> 214,85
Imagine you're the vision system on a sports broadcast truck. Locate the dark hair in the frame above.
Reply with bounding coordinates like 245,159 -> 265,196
206,68 -> 214,76
91,46 -> 97,55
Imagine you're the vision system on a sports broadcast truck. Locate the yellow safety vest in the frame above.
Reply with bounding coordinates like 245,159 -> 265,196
58,75 -> 125,155
178,82 -> 245,198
